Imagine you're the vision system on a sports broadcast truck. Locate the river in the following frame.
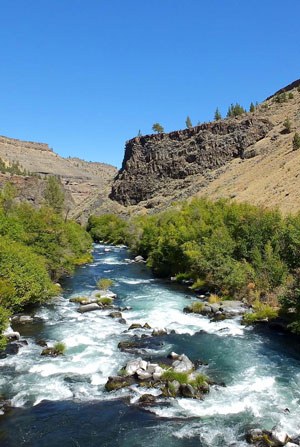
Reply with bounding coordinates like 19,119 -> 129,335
0,244 -> 300,446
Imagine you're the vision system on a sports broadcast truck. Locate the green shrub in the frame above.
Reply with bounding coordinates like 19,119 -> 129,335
0,306 -> 10,349
54,342 -> 66,354
189,373 -> 209,388
208,294 -> 221,304
283,117 -> 292,133
87,214 -> 129,244
293,133 -> 300,150
274,92 -> 287,103
97,278 -> 114,290
243,301 -> 278,324
188,302 -> 205,313
162,370 -> 189,384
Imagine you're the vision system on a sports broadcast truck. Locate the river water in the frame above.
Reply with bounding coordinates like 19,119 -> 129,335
0,244 -> 300,446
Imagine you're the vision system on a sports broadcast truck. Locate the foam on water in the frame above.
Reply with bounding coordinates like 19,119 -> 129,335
1,245 -> 300,445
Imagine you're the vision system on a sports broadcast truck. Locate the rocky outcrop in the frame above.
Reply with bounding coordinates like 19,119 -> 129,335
105,353 -> 210,400
110,117 -> 272,206
0,134 -> 117,222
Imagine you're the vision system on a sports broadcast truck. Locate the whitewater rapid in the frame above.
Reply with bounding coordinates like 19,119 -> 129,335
1,244 -> 300,446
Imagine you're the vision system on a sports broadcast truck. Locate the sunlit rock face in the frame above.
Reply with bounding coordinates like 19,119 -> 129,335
111,117 -> 272,206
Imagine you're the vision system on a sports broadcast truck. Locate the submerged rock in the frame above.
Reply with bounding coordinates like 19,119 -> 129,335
109,311 -> 122,319
138,394 -> 157,405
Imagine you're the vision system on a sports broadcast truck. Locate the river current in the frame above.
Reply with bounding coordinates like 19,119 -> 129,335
0,244 -> 300,446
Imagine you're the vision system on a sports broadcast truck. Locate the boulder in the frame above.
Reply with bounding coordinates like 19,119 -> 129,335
245,429 -> 264,444
11,315 -> 34,324
147,363 -> 158,374
138,394 -> 156,405
0,343 -> 19,358
143,323 -> 152,329
139,360 -> 148,371
105,376 -> 135,391
118,340 -> 141,352
152,328 -> 167,336
125,358 -> 143,376
170,380 -> 180,394
4,331 -> 20,341
128,323 -> 143,330
77,303 -> 102,313
168,351 -> 179,360
41,347 -> 63,357
69,296 -> 92,305
172,354 -> 194,373
285,443 -> 299,447
134,255 -> 145,263
180,383 -> 195,398
137,369 -> 152,380
153,366 -> 164,381
271,430 -> 289,446
118,318 -> 127,325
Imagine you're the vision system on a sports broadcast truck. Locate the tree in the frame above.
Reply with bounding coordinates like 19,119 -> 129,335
185,116 -> 192,129
227,103 -> 246,118
293,132 -> 300,150
214,108 -> 222,121
152,123 -> 164,134
44,176 -> 65,214
249,102 -> 255,113
137,130 -> 142,137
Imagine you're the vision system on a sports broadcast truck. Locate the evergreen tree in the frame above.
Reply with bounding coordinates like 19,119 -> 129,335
227,103 -> 246,118
152,123 -> 164,134
249,102 -> 255,113
214,108 -> 222,121
185,116 -> 192,129
137,130 -> 142,137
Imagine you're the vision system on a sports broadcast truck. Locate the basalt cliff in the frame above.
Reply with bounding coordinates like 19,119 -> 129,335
111,79 -> 300,214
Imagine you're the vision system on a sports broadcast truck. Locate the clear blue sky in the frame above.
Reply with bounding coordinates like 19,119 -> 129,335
0,0 -> 299,167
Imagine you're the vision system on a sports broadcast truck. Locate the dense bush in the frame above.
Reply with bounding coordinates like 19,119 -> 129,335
87,214 -> 129,245
0,182 -> 93,347
87,199 -> 300,332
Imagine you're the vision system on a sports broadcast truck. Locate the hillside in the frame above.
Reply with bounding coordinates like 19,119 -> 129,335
110,79 -> 300,215
0,136 -> 117,221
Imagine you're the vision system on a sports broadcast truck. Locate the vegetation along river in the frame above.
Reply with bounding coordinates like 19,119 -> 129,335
0,244 -> 300,446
